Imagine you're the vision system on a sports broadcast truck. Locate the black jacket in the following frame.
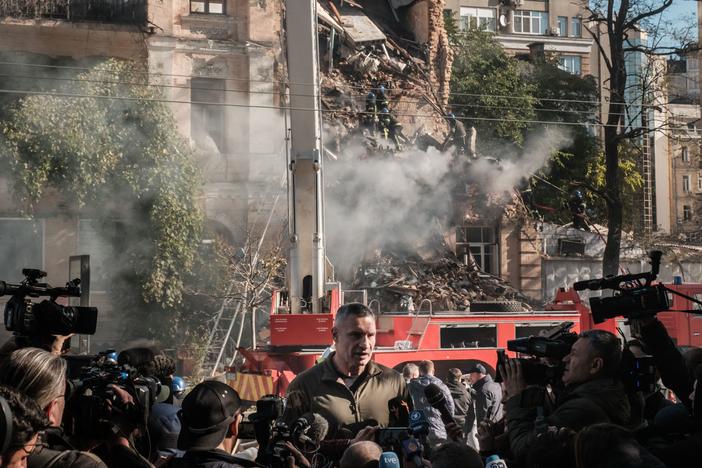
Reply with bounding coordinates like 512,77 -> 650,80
28,428 -> 107,468
166,450 -> 261,468
446,380 -> 475,432
506,377 -> 631,463
473,375 -> 503,424
639,318 -> 693,411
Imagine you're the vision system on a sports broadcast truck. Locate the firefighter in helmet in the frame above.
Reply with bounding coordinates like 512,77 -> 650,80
569,190 -> 590,231
443,112 -> 470,157
365,91 -> 378,134
379,107 -> 405,151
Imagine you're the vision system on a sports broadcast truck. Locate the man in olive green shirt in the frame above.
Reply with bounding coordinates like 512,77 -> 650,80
285,303 -> 410,436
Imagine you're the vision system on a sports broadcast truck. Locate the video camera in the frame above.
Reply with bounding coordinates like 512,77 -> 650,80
1,268 -> 98,337
573,251 -> 670,324
496,322 -> 577,385
251,395 -> 329,468
63,350 -> 168,441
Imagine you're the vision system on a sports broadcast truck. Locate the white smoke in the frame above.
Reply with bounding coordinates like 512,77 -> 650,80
324,126 -> 573,271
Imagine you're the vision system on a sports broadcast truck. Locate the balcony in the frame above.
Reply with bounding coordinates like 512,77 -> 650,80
0,0 -> 147,25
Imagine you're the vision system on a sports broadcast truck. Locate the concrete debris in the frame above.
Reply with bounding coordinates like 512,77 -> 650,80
352,251 -> 538,312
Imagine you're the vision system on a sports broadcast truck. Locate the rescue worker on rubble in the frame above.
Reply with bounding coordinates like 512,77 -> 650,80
376,84 -> 389,110
365,91 -> 378,135
569,190 -> 590,231
443,113 -> 470,157
378,108 -> 405,151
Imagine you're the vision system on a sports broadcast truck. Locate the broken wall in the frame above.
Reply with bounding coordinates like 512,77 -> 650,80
405,0 -> 453,107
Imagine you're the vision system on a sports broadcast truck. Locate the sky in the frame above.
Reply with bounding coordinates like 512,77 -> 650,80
665,0 -> 697,41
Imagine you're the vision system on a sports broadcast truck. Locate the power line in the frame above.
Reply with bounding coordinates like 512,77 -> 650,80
0,87 -> 625,128
0,72 -> 641,118
0,60 -> 663,108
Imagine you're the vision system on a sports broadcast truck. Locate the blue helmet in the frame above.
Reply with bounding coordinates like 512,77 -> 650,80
171,376 -> 186,398
366,91 -> 376,102
378,84 -> 386,95
380,107 -> 389,114
104,351 -> 118,365
573,190 -> 583,199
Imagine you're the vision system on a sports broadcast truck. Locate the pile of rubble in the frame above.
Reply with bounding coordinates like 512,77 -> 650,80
352,251 -> 538,313
315,0 -> 452,143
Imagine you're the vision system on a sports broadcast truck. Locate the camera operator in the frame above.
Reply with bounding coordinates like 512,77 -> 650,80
166,381 -> 261,468
285,304 -> 410,435
500,330 -> 631,464
633,317 -> 695,412
0,385 -> 50,468
0,348 -> 107,468
630,317 -> 702,466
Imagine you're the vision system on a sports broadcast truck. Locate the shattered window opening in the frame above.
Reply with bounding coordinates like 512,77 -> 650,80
456,226 -> 497,274
683,175 -> 691,193
684,205 -> 692,221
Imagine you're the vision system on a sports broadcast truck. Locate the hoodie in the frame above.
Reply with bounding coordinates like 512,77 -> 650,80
408,375 -> 455,441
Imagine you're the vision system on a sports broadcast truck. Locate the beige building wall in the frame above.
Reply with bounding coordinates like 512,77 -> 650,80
0,0 -> 282,346
667,104 -> 702,235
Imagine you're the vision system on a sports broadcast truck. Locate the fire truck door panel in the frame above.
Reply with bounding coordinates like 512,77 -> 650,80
690,316 -> 702,347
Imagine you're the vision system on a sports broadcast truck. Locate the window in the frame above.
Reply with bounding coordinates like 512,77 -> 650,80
459,7 -> 496,32
558,56 -> 582,75
557,16 -> 568,36
698,175 -> 702,191
515,323 -> 562,339
571,17 -> 582,37
440,324 -> 497,348
684,205 -> 692,221
456,226 -> 497,274
191,78 -> 226,153
0,219 -> 43,282
683,175 -> 691,193
190,0 -> 224,14
682,146 -> 690,162
513,10 -> 549,35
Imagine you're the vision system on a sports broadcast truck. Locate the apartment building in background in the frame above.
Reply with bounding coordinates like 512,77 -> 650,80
0,0 -> 282,346
445,0 -> 593,76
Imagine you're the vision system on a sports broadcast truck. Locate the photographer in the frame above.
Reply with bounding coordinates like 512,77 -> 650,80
0,385 -> 50,468
500,330 -> 631,464
0,348 -> 107,468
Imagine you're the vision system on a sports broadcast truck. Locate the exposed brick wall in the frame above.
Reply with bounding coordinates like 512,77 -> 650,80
408,0 -> 454,108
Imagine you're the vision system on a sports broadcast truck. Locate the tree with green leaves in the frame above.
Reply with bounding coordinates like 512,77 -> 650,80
527,59 -> 642,228
448,30 -> 536,147
1,59 -> 204,343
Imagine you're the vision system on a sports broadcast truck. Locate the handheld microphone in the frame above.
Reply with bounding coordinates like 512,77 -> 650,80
379,451 -> 402,468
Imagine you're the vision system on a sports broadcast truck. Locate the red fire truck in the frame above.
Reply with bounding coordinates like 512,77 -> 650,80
228,2 -> 701,401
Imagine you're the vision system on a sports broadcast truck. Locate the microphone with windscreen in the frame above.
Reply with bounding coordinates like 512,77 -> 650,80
379,451 -> 402,468
424,383 -> 463,440
292,412 -> 329,449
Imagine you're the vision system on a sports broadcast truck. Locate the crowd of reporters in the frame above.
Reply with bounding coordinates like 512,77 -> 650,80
1,315 -> 701,468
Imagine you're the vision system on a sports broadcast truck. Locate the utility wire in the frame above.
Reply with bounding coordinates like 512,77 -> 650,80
0,72 -> 650,118
0,60 -> 663,107
0,87 -> 632,128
